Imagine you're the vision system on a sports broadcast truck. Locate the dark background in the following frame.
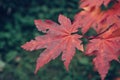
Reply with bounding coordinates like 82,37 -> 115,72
0,0 -> 120,80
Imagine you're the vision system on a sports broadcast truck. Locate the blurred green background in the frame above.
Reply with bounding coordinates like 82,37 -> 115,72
0,0 -> 120,80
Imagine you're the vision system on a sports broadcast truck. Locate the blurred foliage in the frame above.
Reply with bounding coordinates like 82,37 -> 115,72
0,0 -> 120,80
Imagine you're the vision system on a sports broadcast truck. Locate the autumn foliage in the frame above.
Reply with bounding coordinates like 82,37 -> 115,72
21,0 -> 120,80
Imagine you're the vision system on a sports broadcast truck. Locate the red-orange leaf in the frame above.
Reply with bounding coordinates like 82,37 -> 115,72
75,6 -> 104,33
75,2 -> 120,34
80,0 -> 111,8
86,26 -> 120,80
21,14 -> 83,73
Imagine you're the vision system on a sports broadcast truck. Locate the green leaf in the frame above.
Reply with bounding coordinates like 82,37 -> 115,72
6,51 -> 17,62
0,60 -> 6,71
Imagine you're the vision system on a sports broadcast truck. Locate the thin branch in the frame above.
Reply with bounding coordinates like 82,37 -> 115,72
88,23 -> 115,40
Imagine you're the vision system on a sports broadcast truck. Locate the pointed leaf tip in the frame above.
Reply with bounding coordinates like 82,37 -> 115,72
34,68 -> 38,74
58,14 -> 71,27
64,61 -> 69,71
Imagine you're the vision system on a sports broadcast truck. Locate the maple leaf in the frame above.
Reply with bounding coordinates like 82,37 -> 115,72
75,1 -> 120,34
75,6 -> 103,34
21,14 -> 83,73
86,25 -> 120,80
80,0 -> 111,8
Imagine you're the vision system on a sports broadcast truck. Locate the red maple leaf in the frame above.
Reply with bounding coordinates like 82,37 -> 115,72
21,15 -> 83,73
86,25 -> 120,80
75,6 -> 103,33
80,0 -> 111,8
75,2 -> 120,34
97,2 -> 120,32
